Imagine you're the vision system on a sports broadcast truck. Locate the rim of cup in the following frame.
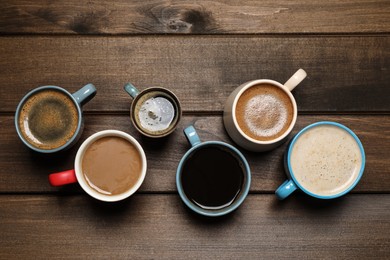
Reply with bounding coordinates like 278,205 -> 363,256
176,141 -> 251,217
231,79 -> 298,145
75,130 -> 147,202
15,85 -> 83,153
286,121 -> 366,199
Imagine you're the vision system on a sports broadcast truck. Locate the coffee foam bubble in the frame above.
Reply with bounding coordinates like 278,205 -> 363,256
235,84 -> 294,141
243,94 -> 288,138
290,125 -> 363,196
137,96 -> 175,132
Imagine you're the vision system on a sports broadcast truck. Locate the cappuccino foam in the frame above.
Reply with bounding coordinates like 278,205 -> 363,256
235,84 -> 294,141
290,125 -> 363,196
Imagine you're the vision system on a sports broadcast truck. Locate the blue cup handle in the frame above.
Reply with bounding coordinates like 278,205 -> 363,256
184,125 -> 201,147
124,83 -> 140,99
275,179 -> 297,200
72,83 -> 97,106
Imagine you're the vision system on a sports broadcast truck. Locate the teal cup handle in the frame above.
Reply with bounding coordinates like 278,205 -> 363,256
72,83 -> 96,106
124,83 -> 140,98
184,125 -> 201,147
275,179 -> 297,200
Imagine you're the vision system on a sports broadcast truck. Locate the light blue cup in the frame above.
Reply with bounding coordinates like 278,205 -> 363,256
276,121 -> 365,200
176,125 -> 251,217
15,84 -> 96,153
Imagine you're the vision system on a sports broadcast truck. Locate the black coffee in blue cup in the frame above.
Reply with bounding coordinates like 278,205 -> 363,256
181,145 -> 245,210
176,125 -> 251,217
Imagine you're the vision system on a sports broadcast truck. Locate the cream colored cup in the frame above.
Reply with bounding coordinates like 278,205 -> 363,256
223,69 -> 307,152
49,130 -> 147,202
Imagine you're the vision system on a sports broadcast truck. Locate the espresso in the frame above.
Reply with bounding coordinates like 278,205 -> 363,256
290,125 -> 363,196
82,136 -> 143,196
133,91 -> 178,136
181,146 -> 245,210
236,84 -> 294,141
18,89 -> 79,150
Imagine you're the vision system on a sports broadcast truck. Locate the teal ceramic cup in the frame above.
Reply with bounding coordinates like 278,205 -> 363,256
276,121 -> 365,200
176,125 -> 251,217
15,84 -> 96,153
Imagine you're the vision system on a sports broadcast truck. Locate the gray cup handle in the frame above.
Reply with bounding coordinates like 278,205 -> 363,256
72,83 -> 97,106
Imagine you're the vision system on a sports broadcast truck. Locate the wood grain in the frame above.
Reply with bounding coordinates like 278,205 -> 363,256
0,194 -> 389,258
1,36 -> 389,112
2,114 -> 388,193
0,1 -> 389,34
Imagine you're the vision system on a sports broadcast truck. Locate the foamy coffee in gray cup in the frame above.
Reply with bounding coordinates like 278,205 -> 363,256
15,84 -> 96,153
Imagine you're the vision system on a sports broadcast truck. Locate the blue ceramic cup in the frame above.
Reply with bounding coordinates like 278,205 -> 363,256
176,125 -> 251,217
15,84 -> 96,153
276,121 -> 365,200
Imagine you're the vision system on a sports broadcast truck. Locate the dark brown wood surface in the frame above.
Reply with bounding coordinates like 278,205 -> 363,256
0,195 -> 389,259
1,0 -> 389,34
0,36 -> 389,112
1,0 -> 389,259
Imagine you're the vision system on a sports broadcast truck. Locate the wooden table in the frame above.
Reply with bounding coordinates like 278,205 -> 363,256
1,1 -> 389,258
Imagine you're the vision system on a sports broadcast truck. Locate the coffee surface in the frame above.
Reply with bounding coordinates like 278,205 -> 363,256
18,89 -> 79,150
181,146 -> 245,210
82,136 -> 143,196
290,125 -> 363,196
133,91 -> 177,136
235,84 -> 294,141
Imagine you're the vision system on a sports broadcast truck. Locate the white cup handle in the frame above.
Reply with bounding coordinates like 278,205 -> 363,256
283,69 -> 307,91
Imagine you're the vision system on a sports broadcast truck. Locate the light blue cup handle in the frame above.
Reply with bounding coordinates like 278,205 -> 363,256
72,83 -> 97,106
124,83 -> 140,99
275,179 -> 298,200
184,125 -> 201,147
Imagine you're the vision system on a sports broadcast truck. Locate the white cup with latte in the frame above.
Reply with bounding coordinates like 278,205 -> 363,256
223,69 -> 307,152
276,121 -> 365,200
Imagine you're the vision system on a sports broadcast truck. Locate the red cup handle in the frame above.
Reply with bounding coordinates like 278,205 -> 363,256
49,169 -> 77,187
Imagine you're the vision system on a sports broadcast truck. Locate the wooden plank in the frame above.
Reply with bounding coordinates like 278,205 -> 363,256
0,194 -> 389,258
0,1 -> 389,34
1,114 -> 389,193
0,36 -> 389,112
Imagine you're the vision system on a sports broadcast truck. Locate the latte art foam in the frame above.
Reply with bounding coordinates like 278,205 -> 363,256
235,84 -> 294,141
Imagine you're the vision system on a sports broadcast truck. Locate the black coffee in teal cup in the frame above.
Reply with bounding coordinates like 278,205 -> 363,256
15,84 -> 96,153
276,121 -> 365,200
176,125 -> 251,217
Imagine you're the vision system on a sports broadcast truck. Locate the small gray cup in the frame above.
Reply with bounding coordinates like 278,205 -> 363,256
15,84 -> 96,153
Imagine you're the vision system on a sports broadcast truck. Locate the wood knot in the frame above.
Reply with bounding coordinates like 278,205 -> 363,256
136,4 -> 220,33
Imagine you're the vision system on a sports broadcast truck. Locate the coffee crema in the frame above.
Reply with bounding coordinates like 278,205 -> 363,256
81,136 -> 143,196
235,84 -> 294,141
18,89 -> 79,150
181,146 -> 245,210
290,125 -> 363,196
133,91 -> 178,136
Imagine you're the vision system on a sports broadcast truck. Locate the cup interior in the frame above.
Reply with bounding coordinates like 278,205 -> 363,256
232,80 -> 298,145
131,87 -> 182,138
286,121 -> 365,199
15,86 -> 82,153
176,141 -> 251,217
75,130 -> 147,202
